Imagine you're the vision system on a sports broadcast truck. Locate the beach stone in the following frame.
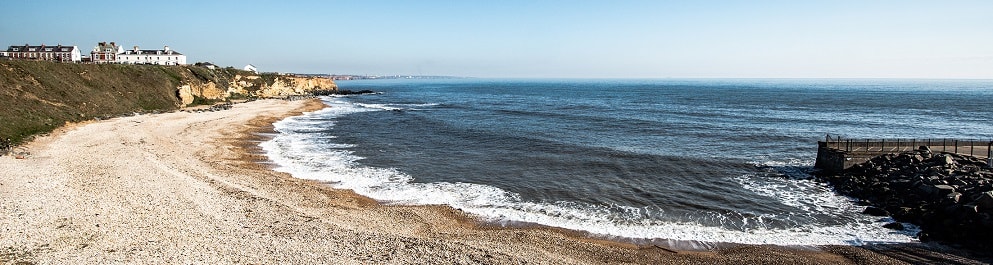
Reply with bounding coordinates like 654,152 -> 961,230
933,185 -> 955,196
918,184 -> 937,195
950,179 -> 968,187
862,206 -> 889,216
945,192 -> 962,204
943,155 -> 957,165
977,191 -> 993,212
883,222 -> 905,230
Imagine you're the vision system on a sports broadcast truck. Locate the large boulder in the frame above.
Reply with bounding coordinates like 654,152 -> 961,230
862,206 -> 889,216
941,154 -> 956,166
977,191 -> 993,212
933,185 -> 956,196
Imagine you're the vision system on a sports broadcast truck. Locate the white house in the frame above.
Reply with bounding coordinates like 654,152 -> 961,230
117,45 -> 187,65
244,64 -> 257,73
196,62 -> 217,69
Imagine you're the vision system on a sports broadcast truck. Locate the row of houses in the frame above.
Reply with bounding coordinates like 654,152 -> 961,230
2,41 -> 187,65
1,44 -> 81,62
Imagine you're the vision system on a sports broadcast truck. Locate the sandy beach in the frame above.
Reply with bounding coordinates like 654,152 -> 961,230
0,99 -> 982,264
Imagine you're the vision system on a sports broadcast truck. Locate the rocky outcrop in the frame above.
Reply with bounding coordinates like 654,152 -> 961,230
254,76 -> 338,98
817,147 -> 993,247
178,73 -> 337,102
177,85 -> 195,106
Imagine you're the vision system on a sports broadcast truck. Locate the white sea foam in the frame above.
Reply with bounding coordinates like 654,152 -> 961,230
353,102 -> 440,111
355,103 -> 403,111
261,97 -> 919,246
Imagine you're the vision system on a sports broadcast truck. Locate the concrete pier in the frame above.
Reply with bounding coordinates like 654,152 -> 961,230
814,137 -> 992,173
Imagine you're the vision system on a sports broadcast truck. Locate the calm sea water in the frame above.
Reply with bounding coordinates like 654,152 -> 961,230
262,79 -> 993,245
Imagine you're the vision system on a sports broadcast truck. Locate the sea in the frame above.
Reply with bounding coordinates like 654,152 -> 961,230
260,78 -> 993,246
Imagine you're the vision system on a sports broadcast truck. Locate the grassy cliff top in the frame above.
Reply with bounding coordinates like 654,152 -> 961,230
0,60 -> 261,145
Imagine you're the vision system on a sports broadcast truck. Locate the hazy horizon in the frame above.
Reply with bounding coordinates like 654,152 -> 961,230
2,0 -> 990,79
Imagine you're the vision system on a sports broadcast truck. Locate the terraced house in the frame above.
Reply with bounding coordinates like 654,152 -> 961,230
90,41 -> 123,63
2,44 -> 81,62
118,45 -> 186,65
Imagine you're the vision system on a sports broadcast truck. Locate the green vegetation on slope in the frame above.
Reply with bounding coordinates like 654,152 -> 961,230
1,60 -> 189,144
1,60 -> 335,146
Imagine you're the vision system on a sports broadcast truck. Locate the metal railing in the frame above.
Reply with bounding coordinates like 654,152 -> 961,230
821,136 -> 993,159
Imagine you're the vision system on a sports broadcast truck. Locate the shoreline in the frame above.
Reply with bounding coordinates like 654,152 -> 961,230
0,98 -> 985,264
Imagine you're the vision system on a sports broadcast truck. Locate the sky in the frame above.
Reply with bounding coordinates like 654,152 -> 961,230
1,0 -> 991,78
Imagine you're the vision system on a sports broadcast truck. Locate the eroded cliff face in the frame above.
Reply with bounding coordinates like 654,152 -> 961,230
176,71 -> 337,105
255,76 -> 338,98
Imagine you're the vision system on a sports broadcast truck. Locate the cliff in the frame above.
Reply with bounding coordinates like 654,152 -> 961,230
0,60 -> 336,145
178,68 -> 338,105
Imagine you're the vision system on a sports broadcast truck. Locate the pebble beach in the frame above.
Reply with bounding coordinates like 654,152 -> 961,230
0,98 -> 982,264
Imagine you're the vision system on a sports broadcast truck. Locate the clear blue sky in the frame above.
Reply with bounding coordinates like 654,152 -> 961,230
2,0 -> 991,78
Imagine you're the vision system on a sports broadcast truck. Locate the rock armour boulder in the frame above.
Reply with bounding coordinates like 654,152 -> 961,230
816,150 -> 993,247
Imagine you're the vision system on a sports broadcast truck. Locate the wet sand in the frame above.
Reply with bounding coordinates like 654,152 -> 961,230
0,99 -> 984,264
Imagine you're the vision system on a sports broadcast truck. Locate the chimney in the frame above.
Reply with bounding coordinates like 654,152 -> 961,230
134,46 -> 139,52
163,46 -> 170,52
110,42 -> 116,47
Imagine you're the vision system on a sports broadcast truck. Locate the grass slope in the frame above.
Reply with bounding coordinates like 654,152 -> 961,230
1,60 -> 187,144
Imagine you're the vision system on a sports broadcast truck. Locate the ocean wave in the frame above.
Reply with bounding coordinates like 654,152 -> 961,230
354,102 -> 441,111
260,97 -> 919,246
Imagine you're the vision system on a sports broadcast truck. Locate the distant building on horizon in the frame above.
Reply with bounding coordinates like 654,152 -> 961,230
2,44 -> 81,62
244,64 -> 257,73
195,62 -> 217,69
90,41 -> 123,63
118,45 -> 186,65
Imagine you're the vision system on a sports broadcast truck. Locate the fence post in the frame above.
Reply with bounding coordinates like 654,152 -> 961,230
986,140 -> 992,164
955,140 -> 959,154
